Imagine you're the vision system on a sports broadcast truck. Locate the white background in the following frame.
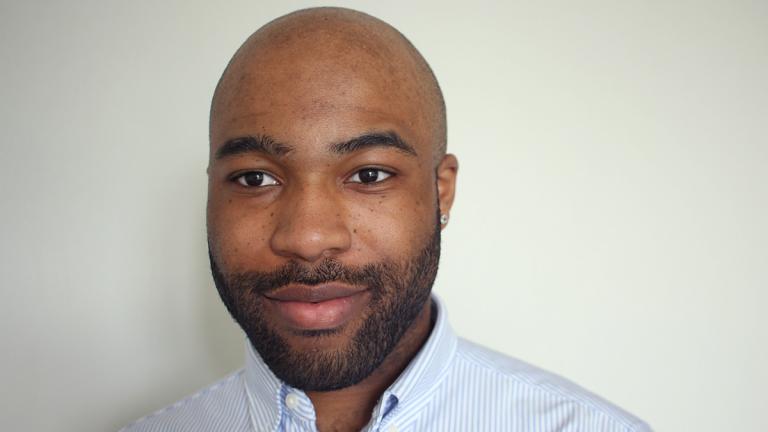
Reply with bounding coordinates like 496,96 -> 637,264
1,1 -> 766,431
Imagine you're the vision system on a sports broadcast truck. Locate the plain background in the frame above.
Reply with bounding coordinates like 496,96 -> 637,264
1,1 -> 766,431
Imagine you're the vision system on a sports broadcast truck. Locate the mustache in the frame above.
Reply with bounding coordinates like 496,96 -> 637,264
221,258 -> 396,295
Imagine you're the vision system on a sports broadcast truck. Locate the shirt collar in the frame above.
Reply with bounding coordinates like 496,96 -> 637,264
243,294 -> 458,431
243,339 -> 283,431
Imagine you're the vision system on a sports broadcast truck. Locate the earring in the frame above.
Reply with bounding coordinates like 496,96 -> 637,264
440,214 -> 449,225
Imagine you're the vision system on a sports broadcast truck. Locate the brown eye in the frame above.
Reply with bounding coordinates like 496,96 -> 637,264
349,168 -> 393,184
235,171 -> 279,187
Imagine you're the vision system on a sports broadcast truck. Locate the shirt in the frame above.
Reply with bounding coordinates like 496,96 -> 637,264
121,296 -> 652,432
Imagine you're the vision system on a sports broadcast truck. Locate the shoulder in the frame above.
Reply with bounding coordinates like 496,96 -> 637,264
446,338 -> 652,432
120,370 -> 251,432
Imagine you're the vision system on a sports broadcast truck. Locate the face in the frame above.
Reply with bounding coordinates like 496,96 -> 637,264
207,35 -> 456,391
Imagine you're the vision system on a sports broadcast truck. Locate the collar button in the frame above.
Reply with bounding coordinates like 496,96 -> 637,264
285,392 -> 300,410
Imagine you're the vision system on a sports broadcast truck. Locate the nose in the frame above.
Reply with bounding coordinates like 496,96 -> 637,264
269,183 -> 352,263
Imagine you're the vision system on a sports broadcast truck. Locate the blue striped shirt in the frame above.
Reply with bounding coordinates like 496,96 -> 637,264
122,296 -> 651,431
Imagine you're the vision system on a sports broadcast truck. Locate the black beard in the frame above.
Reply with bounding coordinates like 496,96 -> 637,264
209,220 -> 441,392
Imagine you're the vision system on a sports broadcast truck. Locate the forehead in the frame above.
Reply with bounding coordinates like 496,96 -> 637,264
210,30 -> 435,158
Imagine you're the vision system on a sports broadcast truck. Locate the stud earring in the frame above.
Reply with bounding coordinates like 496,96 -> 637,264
440,214 -> 449,225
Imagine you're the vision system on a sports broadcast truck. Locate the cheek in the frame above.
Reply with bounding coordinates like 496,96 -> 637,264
207,195 -> 276,270
349,183 -> 436,259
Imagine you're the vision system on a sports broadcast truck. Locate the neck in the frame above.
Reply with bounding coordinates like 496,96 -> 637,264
307,300 -> 434,432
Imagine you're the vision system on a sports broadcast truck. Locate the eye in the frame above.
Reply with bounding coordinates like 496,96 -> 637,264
234,171 -> 280,187
348,168 -> 393,184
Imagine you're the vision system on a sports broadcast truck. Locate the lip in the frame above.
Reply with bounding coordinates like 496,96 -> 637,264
263,284 -> 369,331
264,284 -> 364,303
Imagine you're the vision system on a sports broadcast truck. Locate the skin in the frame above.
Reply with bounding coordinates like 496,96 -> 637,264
207,8 -> 458,432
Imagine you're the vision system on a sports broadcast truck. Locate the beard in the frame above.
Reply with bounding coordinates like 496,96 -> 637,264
209,218 -> 441,392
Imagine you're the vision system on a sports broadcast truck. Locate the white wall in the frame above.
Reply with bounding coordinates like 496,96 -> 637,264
1,1 -> 766,431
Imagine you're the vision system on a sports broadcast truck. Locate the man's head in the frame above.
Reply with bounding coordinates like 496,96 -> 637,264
206,7 -> 458,391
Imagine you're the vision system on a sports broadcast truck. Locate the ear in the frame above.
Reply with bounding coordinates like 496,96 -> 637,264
436,154 -> 458,229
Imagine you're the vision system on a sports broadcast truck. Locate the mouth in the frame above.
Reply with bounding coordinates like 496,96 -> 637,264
263,284 -> 369,331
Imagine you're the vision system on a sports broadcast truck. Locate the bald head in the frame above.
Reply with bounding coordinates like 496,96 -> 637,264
210,7 -> 447,162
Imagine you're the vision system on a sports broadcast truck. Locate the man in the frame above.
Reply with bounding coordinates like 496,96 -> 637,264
123,7 -> 650,432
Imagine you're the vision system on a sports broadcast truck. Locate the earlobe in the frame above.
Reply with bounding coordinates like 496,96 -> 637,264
436,154 -> 458,227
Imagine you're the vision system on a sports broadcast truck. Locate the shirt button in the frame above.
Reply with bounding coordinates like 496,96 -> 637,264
285,392 -> 300,410
386,425 -> 399,432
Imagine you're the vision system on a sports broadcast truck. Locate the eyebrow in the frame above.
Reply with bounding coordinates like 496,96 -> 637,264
215,135 -> 293,160
214,131 -> 417,160
329,131 -> 417,157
